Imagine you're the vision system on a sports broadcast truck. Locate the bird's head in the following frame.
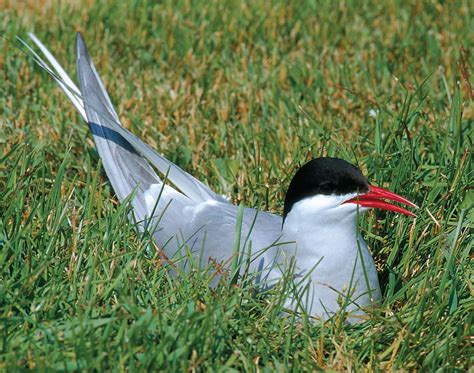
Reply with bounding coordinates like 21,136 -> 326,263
283,157 -> 417,226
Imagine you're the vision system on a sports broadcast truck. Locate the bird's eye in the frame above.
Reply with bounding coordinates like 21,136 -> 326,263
319,181 -> 336,193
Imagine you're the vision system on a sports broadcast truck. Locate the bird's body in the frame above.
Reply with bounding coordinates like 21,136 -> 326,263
145,186 -> 382,318
27,33 -> 415,321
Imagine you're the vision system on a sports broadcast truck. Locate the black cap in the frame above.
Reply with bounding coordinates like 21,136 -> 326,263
283,157 -> 369,220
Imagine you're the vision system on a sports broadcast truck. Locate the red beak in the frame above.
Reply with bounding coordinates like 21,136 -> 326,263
344,185 -> 418,217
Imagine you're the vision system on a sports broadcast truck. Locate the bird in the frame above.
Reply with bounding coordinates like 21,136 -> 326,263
25,32 -> 417,321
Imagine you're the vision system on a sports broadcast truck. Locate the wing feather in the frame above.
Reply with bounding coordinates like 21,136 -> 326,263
27,32 -> 229,206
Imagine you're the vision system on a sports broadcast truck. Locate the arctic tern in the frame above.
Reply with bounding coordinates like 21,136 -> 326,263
26,33 -> 417,320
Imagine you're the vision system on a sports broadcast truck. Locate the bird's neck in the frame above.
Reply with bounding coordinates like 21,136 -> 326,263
282,195 -> 362,258
283,209 -> 360,259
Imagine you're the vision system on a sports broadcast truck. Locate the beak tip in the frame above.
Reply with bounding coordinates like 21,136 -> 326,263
354,185 -> 418,217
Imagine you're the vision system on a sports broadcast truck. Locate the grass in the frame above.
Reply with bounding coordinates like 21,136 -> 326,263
1,0 -> 473,370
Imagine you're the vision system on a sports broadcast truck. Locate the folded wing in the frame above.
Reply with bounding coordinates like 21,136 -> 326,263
28,33 -> 229,226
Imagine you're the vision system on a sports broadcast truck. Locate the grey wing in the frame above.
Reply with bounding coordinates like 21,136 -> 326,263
171,201 -> 284,272
74,33 -> 228,205
27,33 -> 228,229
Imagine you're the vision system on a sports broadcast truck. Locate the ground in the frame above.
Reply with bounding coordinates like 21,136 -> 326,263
0,0 -> 472,370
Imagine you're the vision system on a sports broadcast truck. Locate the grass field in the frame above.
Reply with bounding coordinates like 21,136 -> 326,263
1,0 -> 473,370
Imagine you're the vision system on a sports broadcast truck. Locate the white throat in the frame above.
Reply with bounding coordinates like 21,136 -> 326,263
283,193 -> 363,246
